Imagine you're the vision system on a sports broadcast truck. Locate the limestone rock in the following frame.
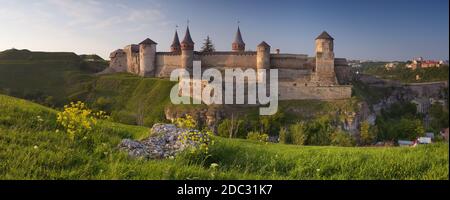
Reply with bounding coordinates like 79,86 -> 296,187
118,123 -> 199,159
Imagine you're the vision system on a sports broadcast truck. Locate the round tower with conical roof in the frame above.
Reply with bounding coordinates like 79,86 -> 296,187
232,26 -> 245,52
170,30 -> 181,53
315,31 -> 336,84
139,38 -> 157,77
181,26 -> 194,74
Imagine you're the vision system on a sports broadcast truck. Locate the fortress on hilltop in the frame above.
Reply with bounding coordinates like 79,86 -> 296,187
106,25 -> 352,100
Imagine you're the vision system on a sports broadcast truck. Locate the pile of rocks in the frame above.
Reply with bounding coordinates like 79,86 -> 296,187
118,123 -> 198,159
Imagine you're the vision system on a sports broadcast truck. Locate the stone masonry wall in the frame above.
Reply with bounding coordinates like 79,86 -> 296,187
279,81 -> 352,100
155,53 -> 181,77
198,52 -> 257,69
270,54 -> 311,69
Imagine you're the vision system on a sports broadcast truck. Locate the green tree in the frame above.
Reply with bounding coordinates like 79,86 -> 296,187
360,121 -> 375,145
201,36 -> 215,52
429,103 -> 449,132
305,116 -> 332,145
395,117 -> 425,140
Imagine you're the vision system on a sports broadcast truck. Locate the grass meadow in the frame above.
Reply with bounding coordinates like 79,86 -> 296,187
0,94 -> 448,180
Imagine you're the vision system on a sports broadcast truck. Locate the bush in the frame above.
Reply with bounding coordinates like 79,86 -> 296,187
174,114 -> 196,129
247,131 -> 269,143
289,122 -> 307,145
305,116 -> 332,145
217,118 -> 245,138
175,115 -> 214,155
278,127 -> 289,144
360,121 -> 375,145
331,131 -> 355,147
56,101 -> 108,140
259,112 -> 285,135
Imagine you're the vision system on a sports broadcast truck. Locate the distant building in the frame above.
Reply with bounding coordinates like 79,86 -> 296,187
348,60 -> 362,68
384,62 -> 399,70
406,57 -> 446,70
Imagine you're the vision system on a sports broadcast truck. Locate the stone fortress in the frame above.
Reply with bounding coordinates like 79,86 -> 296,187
107,25 -> 352,100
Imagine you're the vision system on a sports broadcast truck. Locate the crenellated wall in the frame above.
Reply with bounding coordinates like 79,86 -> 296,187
197,51 -> 257,69
270,54 -> 311,69
155,52 -> 181,77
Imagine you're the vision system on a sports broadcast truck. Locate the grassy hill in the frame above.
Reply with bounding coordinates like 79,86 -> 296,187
0,49 -> 107,106
0,94 -> 448,180
79,73 -> 177,126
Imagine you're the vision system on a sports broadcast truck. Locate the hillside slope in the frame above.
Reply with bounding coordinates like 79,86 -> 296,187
0,49 -> 107,106
0,94 -> 448,180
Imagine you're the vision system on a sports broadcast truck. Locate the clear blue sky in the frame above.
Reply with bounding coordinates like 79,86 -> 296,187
0,0 -> 448,61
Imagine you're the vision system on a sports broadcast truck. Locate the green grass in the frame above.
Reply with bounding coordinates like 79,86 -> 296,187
0,49 -> 100,106
0,94 -> 448,180
78,73 -> 177,126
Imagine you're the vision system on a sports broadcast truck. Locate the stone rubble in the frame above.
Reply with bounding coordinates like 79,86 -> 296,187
118,123 -> 198,159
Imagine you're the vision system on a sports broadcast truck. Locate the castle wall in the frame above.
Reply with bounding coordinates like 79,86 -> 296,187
278,69 -> 313,82
109,50 -> 127,72
270,54 -> 310,69
197,52 -> 257,69
155,53 -> 181,77
124,45 -> 140,74
279,81 -> 352,100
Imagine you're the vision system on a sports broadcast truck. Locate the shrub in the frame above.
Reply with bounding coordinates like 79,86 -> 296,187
217,118 -> 245,138
247,131 -> 269,143
259,112 -> 285,135
56,101 -> 108,140
360,121 -> 376,145
174,114 -> 196,129
305,116 -> 332,145
176,115 -> 214,155
289,122 -> 307,145
331,131 -> 355,147
179,129 -> 214,155
278,127 -> 290,144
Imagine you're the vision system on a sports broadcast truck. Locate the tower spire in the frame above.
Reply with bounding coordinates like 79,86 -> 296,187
232,23 -> 245,52
181,23 -> 194,50
170,29 -> 181,53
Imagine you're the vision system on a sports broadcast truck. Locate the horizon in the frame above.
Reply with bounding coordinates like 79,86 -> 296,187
0,0 -> 448,61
